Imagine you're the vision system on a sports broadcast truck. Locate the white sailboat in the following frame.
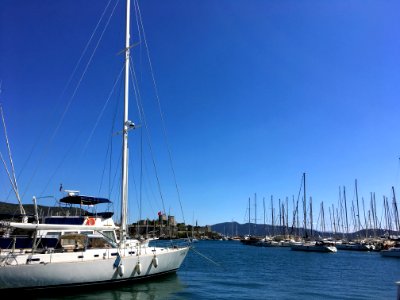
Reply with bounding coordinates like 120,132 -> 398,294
0,0 -> 189,292
290,240 -> 337,253
380,244 -> 400,258
289,173 -> 337,253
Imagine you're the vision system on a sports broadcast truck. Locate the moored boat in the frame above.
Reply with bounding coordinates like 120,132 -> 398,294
240,235 -> 261,246
380,245 -> 400,258
335,241 -> 375,251
291,240 -> 337,253
0,0 -> 190,292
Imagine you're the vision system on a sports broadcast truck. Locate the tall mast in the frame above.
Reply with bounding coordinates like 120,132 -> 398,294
329,205 -> 334,236
290,195 -> 297,236
263,197 -> 266,237
303,173 -> 307,238
254,193 -> 257,236
362,197 -> 368,238
355,179 -> 361,233
248,197 -> 251,236
286,197 -> 289,236
278,198 -> 281,234
309,196 -> 313,238
271,195 -> 274,237
371,192 -> 377,238
343,186 -> 349,237
392,186 -> 400,233
121,0 -> 131,244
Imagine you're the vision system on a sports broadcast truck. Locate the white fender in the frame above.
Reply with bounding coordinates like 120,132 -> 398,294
152,256 -> 159,268
118,264 -> 124,277
136,262 -> 142,274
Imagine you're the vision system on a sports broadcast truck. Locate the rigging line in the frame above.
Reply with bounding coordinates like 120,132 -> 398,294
80,64 -> 125,159
98,74 -> 123,197
57,0 -> 115,112
98,131 -> 117,198
135,0 -> 186,225
107,123 -> 114,200
3,2 -> 113,203
115,175 -> 123,225
36,128 -> 86,198
0,102 -> 38,203
292,174 -> 304,223
129,98 -> 162,220
124,158 -> 137,225
141,177 -> 157,221
23,0 -> 120,197
141,157 -> 162,217
0,153 -> 19,203
127,47 -> 167,218
127,61 -> 144,219
292,174 -> 304,230
129,62 -> 167,218
110,151 -> 123,224
49,0 -> 120,143
134,148 -> 165,222
98,139 -> 112,196
0,105 -> 25,215
190,246 -> 220,267
133,0 -> 143,83
4,135 -> 36,202
0,106 -> 18,194
128,154 -> 141,222
136,84 -> 165,220
111,149 -> 123,197
108,85 -> 123,200
117,114 -> 141,223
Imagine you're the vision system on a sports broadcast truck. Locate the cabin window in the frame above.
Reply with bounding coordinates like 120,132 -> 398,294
46,232 -> 60,238
80,231 -> 93,235
87,237 -> 114,249
60,234 -> 86,252
102,231 -> 116,242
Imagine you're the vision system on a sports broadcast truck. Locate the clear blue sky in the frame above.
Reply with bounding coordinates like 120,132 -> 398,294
1,0 -> 400,229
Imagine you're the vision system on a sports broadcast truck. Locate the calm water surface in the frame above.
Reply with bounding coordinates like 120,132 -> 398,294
32,240 -> 400,299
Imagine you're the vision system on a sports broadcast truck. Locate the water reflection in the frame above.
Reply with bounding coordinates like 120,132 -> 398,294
33,274 -> 185,300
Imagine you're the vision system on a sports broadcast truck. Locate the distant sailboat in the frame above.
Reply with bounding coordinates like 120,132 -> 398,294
290,173 -> 337,253
380,246 -> 400,258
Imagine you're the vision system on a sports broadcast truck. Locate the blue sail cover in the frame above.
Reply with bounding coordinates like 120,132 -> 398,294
60,195 -> 111,206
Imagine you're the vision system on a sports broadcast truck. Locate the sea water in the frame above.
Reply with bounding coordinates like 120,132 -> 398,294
33,240 -> 400,299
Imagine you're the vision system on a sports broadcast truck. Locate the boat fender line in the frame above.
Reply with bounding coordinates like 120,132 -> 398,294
135,262 -> 142,274
152,256 -> 158,268
118,264 -> 124,277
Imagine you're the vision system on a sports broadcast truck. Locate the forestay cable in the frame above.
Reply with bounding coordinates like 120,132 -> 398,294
134,0 -> 187,225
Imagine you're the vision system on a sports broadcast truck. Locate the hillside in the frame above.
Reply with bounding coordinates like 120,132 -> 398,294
211,221 -> 395,239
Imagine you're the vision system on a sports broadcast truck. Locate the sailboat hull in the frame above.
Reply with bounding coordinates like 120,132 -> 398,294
0,246 -> 189,291
380,247 -> 400,258
290,243 -> 337,253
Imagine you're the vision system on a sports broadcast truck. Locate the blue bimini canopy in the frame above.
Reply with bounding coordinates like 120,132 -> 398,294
60,195 -> 112,206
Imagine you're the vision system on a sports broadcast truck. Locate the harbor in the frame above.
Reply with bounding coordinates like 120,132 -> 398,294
1,0 -> 400,298
17,239 -> 400,299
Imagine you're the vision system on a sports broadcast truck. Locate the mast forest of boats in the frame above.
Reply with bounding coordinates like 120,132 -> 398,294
239,173 -> 400,252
